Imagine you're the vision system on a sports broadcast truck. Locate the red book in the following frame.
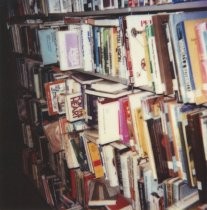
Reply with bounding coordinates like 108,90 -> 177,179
106,194 -> 132,210
44,79 -> 66,116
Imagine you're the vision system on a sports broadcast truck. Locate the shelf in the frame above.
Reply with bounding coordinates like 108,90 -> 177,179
8,1 -> 207,22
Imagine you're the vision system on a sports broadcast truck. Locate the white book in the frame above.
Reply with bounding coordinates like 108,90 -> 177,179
98,99 -> 120,144
81,24 -> 94,72
56,30 -> 83,71
125,14 -> 152,87
47,0 -> 61,13
60,0 -> 72,12
102,144 -> 119,187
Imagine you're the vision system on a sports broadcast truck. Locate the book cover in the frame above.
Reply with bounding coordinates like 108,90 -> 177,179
118,96 -> 131,144
97,99 -> 120,145
47,0 -> 61,13
102,144 -> 119,187
38,28 -> 58,65
44,79 -> 66,116
81,24 -> 94,72
87,141 -> 104,178
88,178 -> 120,206
65,92 -> 84,122
125,14 -> 152,87
43,120 -> 62,154
56,30 -> 83,71
128,91 -> 153,154
145,24 -> 163,94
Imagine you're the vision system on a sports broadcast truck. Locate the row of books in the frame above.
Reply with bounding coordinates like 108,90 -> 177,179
7,0 -> 200,17
9,10 -> 207,105
17,68 -> 207,208
20,105 -> 202,210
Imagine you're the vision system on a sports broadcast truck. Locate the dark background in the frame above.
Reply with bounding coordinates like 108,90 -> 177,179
0,1 -> 51,209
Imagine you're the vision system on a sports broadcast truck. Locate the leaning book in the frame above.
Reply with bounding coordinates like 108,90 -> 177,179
88,178 -> 120,206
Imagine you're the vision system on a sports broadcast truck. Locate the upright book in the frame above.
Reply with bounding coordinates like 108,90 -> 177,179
56,30 -> 83,71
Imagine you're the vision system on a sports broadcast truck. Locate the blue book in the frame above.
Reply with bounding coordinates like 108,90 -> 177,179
176,21 -> 196,103
38,28 -> 58,65
93,26 -> 101,73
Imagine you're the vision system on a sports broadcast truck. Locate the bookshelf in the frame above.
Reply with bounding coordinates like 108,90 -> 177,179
7,0 -> 207,210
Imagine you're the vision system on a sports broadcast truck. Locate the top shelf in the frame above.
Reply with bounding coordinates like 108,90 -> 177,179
62,1 -> 207,17
8,1 -> 207,22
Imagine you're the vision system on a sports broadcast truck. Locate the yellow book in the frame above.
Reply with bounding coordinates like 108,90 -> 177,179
87,142 -> 104,178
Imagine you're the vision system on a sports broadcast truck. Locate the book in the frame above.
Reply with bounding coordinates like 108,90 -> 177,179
85,87 -> 138,99
124,14 -> 152,87
90,79 -> 127,93
44,79 -> 66,116
118,96 -> 131,144
56,30 -> 83,71
106,194 -> 132,210
97,98 -> 120,144
145,24 -> 163,94
47,0 -> 61,13
88,178 -> 120,206
80,24 -> 94,72
87,141 -> 105,178
71,72 -> 103,85
187,110 -> 207,203
102,144 -> 119,187
43,120 -> 62,154
65,92 -> 84,122
38,28 -> 58,65
176,20 -> 196,103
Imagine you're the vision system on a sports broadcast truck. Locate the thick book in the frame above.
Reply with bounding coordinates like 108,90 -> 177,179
56,30 -> 83,71
88,178 -> 120,206
38,28 -> 58,65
